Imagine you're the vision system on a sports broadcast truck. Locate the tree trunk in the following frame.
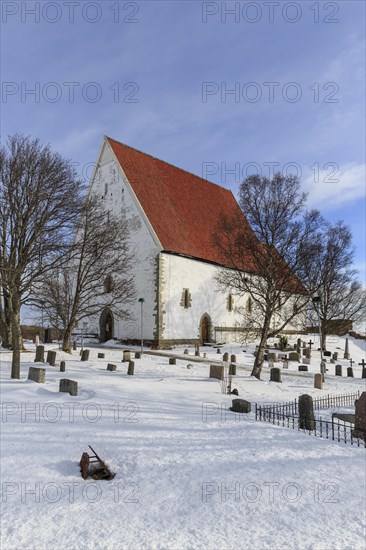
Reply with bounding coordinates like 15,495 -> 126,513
251,311 -> 272,379
10,296 -> 22,379
0,293 -> 13,348
62,323 -> 74,353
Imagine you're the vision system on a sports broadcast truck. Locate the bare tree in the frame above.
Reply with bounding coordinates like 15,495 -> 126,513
214,173 -> 322,379
0,135 -> 82,378
31,194 -> 136,352
301,220 -> 366,348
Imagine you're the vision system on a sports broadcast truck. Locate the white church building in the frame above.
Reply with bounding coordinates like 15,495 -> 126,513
87,136 -> 304,348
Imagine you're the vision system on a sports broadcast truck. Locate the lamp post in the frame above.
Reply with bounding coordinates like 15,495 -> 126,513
312,293 -> 325,381
138,298 -> 145,354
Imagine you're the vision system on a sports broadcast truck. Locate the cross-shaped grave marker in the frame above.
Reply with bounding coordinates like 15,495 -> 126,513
308,339 -> 314,350
358,359 -> 366,368
349,358 -> 355,368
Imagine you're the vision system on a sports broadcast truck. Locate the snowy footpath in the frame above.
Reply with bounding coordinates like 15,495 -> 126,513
0,335 -> 365,550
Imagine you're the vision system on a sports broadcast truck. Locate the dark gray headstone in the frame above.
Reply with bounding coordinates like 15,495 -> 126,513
314,373 -> 323,389
107,364 -> 117,371
323,351 -> 331,357
34,345 -> 45,363
216,348 -> 221,354
59,379 -> 78,396
270,367 -> 282,383
229,363 -> 236,376
268,352 -> 278,362
230,354 -> 236,364
60,361 -> 66,373
230,399 -> 251,413
135,351 -> 141,359
298,365 -> 308,372
128,361 -> 135,375
184,349 -> 189,355
289,352 -> 300,362
122,350 -> 131,362
335,364 -> 342,377
347,366 -> 354,377
98,353 -> 105,359
47,350 -> 56,366
299,394 -> 315,430
73,340 -> 77,351
169,357 -> 176,365
28,367 -> 45,383
223,352 -> 229,362
81,349 -> 90,361
344,337 -> 350,360
209,365 -> 224,380
333,352 -> 338,361
353,392 -> 366,440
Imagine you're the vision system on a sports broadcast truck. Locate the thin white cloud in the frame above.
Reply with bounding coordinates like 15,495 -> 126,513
303,162 -> 366,209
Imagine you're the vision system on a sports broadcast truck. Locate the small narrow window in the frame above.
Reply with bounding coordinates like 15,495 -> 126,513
246,297 -> 252,314
104,275 -> 114,293
104,182 -> 108,197
227,294 -> 234,312
181,288 -> 191,309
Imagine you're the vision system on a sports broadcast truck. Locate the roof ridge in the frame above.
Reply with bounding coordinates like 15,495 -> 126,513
105,135 -> 235,195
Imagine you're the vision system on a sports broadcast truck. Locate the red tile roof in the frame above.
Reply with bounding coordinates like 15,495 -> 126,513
107,136 -> 257,269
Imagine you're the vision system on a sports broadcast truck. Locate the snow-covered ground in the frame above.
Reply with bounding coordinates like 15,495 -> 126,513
0,335 -> 365,550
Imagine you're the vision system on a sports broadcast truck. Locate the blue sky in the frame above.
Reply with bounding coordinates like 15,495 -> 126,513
1,0 -> 365,285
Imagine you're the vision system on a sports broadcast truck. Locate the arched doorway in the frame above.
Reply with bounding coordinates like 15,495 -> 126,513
199,313 -> 212,344
99,307 -> 114,342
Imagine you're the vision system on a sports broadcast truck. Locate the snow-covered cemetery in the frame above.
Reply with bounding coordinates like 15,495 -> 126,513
1,2 -> 365,550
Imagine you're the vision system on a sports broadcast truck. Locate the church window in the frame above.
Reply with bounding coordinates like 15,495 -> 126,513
246,297 -> 252,314
181,288 -> 191,309
104,274 -> 114,293
227,294 -> 234,312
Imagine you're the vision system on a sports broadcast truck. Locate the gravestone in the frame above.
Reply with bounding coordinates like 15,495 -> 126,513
268,352 -> 278,362
203,352 -> 207,358
297,338 -> 302,348
302,358 -> 311,365
230,399 -> 251,413
35,335 -> 40,346
128,361 -> 135,375
314,373 -> 323,389
298,365 -> 308,372
122,350 -> 131,362
302,341 -> 306,348
268,358 -> 274,369
195,344 -> 200,357
323,351 -> 331,357
231,354 -> 236,363
81,349 -> 90,361
135,352 -> 141,359
34,345 -> 45,363
282,359 -> 289,369
216,348 -> 221,354
229,363 -> 236,376
344,337 -> 350,360
330,358 -> 336,364
73,340 -> 77,351
289,352 -> 300,362
353,392 -> 366,441
335,364 -> 342,376
98,353 -> 105,359
264,353 -> 268,362
333,352 -> 338,361
169,358 -> 176,365
59,379 -> 78,396
209,365 -> 224,380
347,366 -> 354,377
270,368 -> 282,383
223,352 -> 229,362
107,364 -> 117,371
305,347 -> 311,359
302,348 -> 307,356
28,367 -> 46,383
299,394 -> 315,430
60,361 -> 66,373
184,349 -> 189,355
47,350 -> 56,366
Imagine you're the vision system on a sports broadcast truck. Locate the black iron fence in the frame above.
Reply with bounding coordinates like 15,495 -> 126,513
254,391 -> 365,447
257,391 -> 361,418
